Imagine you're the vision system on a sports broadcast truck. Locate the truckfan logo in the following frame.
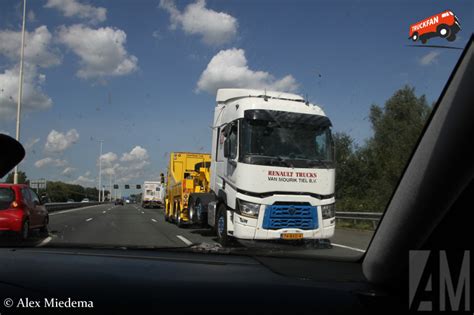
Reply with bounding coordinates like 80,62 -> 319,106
409,10 -> 461,44
409,250 -> 471,311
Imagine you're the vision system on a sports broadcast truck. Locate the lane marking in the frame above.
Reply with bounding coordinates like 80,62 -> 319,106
36,236 -> 52,247
332,243 -> 366,253
86,217 -> 93,222
102,211 -> 106,214
49,204 -> 102,216
141,211 -> 144,214
151,219 -> 157,223
176,235 -> 193,246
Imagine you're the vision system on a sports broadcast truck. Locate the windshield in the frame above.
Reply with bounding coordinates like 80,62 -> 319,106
0,0 -> 471,261
240,118 -> 334,168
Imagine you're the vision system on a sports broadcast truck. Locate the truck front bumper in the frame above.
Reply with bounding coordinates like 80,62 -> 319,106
232,212 -> 335,240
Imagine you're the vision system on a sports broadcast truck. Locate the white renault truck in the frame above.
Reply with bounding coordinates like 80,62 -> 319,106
205,88 -> 336,245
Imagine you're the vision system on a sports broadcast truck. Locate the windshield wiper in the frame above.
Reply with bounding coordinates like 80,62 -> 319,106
244,154 -> 293,167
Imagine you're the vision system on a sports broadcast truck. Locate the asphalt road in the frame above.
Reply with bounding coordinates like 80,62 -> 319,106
1,204 -> 374,259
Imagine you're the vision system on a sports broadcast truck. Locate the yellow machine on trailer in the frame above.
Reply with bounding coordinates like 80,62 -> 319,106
164,152 -> 213,227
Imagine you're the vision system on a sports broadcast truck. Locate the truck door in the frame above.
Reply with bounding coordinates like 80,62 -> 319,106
224,121 -> 238,181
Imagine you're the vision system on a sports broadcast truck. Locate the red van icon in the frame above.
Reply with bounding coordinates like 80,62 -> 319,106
409,10 -> 461,44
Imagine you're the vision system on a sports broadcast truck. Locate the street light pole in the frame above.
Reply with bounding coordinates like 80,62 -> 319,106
13,0 -> 27,185
98,140 -> 103,202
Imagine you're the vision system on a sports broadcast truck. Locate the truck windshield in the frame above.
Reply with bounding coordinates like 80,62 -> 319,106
240,118 -> 334,168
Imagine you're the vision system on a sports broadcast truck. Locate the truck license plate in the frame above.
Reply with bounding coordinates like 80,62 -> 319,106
281,233 -> 303,240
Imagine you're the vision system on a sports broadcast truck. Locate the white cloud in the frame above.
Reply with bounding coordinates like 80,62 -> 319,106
44,0 -> 107,24
159,0 -> 238,46
71,174 -> 95,186
62,166 -> 76,177
0,26 -> 60,120
120,146 -> 149,162
25,137 -> 40,150
99,151 -> 118,168
57,24 -> 138,79
0,26 -> 61,68
419,51 -> 440,66
94,147 -> 150,182
196,48 -> 298,94
152,30 -> 162,39
44,129 -> 79,153
34,157 -> 68,168
0,64 -> 53,120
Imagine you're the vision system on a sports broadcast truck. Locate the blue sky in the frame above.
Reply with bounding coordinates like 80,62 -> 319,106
0,0 -> 472,193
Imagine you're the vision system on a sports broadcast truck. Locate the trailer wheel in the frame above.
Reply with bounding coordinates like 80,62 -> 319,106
216,204 -> 230,246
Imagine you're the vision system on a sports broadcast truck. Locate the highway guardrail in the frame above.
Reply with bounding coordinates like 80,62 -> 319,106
335,211 -> 383,229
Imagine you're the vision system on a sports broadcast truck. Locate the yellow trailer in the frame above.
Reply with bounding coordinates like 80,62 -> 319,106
164,152 -> 212,227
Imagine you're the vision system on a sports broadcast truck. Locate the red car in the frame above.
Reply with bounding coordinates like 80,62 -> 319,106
0,184 -> 49,240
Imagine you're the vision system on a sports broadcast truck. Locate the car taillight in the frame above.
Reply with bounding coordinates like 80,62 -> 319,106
11,201 -> 19,208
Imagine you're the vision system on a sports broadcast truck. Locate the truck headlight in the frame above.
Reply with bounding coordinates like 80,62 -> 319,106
321,204 -> 335,219
237,200 -> 260,218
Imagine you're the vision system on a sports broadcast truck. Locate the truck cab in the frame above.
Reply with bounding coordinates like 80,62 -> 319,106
207,89 -> 336,244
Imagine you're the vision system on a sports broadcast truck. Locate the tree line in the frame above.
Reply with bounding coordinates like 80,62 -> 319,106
334,85 -> 432,213
3,172 -> 107,202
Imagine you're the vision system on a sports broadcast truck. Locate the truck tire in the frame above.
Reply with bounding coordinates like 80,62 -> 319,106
437,24 -> 450,38
447,34 -> 456,42
188,193 -> 214,227
411,32 -> 418,42
176,203 -> 184,228
188,196 -> 196,225
216,204 -> 231,246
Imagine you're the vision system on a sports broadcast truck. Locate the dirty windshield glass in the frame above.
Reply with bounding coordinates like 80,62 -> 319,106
0,0 -> 472,260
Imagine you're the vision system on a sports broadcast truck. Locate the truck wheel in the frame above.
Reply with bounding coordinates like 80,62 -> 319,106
411,32 -> 418,42
176,203 -> 184,228
188,196 -> 196,225
421,38 -> 427,44
447,34 -> 456,42
216,205 -> 230,246
437,24 -> 450,38
195,199 -> 205,227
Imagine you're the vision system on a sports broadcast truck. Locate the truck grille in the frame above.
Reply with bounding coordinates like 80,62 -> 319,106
262,205 -> 318,230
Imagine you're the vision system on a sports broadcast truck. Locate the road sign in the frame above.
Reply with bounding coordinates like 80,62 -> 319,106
30,179 -> 47,189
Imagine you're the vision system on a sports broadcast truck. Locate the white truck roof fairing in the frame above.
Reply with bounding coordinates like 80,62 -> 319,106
216,89 -> 305,104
